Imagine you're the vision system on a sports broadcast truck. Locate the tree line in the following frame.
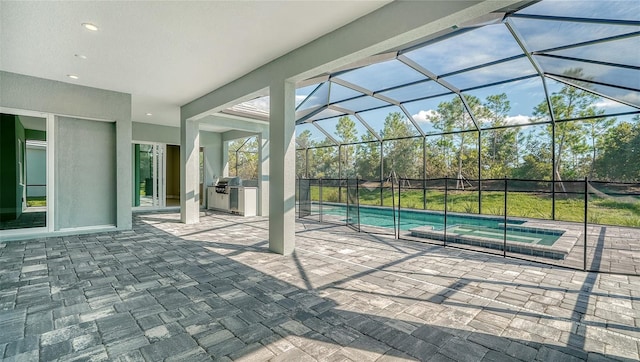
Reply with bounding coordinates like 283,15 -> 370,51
228,136 -> 259,180
296,77 -> 640,183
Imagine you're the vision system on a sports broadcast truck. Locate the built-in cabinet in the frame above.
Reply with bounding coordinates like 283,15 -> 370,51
208,187 -> 229,211
232,187 -> 257,216
207,186 -> 256,216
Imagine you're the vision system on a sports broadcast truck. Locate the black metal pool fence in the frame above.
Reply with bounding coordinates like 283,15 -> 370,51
296,177 -> 640,275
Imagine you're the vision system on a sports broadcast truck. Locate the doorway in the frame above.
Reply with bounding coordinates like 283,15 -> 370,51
165,145 -> 180,207
134,143 -> 166,208
133,143 -> 183,209
1,113 -> 48,230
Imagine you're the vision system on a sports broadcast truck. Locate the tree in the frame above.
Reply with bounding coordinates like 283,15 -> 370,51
594,117 -> 640,181
512,130 -> 552,180
380,112 -> 420,179
355,132 -> 381,180
335,116 -> 358,178
428,96 -> 480,187
584,115 -> 615,179
296,129 -> 313,177
312,143 -> 339,179
296,129 -> 313,149
531,69 -> 613,182
295,126 -> 339,179
425,136 -> 448,178
481,93 -> 518,178
228,137 -> 259,180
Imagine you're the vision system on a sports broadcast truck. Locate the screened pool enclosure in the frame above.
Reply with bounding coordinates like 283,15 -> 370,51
229,0 -> 640,274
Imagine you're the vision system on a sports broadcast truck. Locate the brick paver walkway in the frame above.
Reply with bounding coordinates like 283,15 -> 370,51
0,210 -> 638,361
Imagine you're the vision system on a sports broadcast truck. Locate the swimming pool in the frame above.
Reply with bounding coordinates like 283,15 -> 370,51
318,203 -> 564,249
325,205 -> 522,230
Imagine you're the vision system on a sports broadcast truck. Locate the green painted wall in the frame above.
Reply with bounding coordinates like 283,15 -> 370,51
16,118 -> 25,218
0,114 -> 25,221
0,114 -> 17,221
25,129 -> 46,141
134,144 -> 140,207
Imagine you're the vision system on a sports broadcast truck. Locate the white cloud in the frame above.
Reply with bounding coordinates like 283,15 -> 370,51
414,111 -> 533,127
618,92 -> 640,107
593,93 -> 640,110
594,98 -> 622,109
412,109 -> 438,123
504,114 -> 531,125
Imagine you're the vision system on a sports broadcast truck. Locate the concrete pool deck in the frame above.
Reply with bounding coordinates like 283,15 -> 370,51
1,210 -> 639,361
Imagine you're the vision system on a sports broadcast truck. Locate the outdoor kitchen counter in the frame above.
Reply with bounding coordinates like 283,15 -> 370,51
207,186 -> 257,216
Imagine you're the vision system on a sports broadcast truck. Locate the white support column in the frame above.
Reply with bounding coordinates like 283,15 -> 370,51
269,80 -> 296,255
258,131 -> 269,216
202,132 -> 223,186
116,116 -> 133,230
222,141 -> 230,177
180,118 -> 200,224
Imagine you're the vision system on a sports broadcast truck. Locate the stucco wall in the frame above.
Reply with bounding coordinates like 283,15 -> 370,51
132,122 -> 179,145
55,117 -> 117,229
0,71 -> 132,233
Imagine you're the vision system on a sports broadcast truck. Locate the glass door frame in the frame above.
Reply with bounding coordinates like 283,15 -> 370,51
0,106 -> 54,236
133,141 -> 167,209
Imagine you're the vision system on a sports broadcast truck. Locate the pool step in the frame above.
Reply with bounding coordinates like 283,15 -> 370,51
409,226 -> 568,260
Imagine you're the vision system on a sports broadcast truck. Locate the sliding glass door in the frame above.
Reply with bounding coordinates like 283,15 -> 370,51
134,143 -> 166,208
1,112 -> 49,231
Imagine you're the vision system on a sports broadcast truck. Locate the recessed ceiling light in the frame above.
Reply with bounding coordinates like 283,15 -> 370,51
146,113 -> 153,116
67,74 -> 79,80
74,54 -> 87,59
82,23 -> 99,31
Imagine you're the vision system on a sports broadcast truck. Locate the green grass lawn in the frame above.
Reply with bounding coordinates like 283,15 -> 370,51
307,186 -> 640,227
26,196 -> 47,207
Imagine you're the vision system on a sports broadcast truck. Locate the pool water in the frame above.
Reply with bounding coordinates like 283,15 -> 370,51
449,225 -> 559,246
318,204 -> 561,246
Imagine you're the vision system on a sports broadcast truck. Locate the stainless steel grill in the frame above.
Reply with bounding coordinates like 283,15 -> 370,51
215,177 -> 241,194
215,182 -> 228,194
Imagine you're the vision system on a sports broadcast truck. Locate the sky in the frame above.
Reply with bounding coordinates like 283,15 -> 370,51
229,0 -> 639,142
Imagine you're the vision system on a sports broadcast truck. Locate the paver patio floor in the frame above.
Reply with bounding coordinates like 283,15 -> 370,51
0,210 -> 638,361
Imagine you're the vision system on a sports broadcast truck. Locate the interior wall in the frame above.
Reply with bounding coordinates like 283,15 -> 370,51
166,145 -> 180,199
26,146 -> 46,197
55,117 -> 117,229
